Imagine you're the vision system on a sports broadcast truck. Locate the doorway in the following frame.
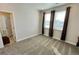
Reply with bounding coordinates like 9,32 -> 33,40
0,12 -> 16,45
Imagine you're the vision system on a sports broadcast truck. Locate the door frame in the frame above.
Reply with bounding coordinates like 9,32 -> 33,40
0,10 -> 16,42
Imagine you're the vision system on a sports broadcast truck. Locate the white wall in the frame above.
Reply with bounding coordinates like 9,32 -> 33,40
0,3 -> 40,42
0,32 -> 4,48
14,5 -> 39,41
65,4 -> 79,45
40,4 -> 79,45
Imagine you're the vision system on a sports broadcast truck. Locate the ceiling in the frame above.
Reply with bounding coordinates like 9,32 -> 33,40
16,3 -> 67,10
32,3 -> 66,10
0,3 -> 67,10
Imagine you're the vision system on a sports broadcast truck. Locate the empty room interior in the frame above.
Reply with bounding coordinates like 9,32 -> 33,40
0,3 -> 79,55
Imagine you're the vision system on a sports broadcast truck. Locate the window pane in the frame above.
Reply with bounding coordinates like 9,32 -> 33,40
44,13 -> 51,28
54,10 -> 66,30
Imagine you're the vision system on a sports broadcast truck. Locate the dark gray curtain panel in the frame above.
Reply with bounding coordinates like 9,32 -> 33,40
49,11 -> 55,37
61,7 -> 71,40
42,12 -> 45,34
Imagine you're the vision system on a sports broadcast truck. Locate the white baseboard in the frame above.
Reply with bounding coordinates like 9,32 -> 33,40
17,34 -> 76,46
53,37 -> 76,46
65,41 -> 76,46
17,34 -> 39,42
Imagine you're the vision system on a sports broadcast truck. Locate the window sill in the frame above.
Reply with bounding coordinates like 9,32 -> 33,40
53,29 -> 62,31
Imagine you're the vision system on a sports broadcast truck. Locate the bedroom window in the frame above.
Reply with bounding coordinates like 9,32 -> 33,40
44,13 -> 51,28
54,10 -> 66,30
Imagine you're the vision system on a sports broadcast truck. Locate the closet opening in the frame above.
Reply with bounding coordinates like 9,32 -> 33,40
0,11 -> 16,46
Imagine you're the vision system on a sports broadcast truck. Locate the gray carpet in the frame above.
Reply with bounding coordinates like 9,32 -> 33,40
0,35 -> 79,55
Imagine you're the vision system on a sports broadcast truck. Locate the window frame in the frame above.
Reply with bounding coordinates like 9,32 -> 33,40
44,12 -> 51,29
53,10 -> 66,31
